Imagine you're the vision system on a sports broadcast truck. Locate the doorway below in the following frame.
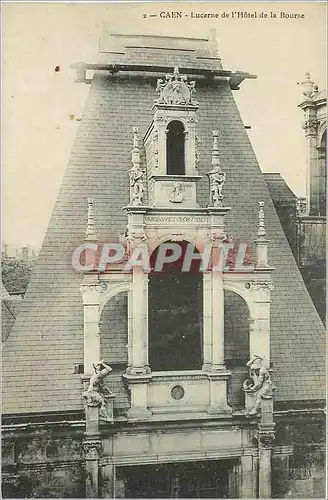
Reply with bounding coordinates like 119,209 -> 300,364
118,459 -> 238,498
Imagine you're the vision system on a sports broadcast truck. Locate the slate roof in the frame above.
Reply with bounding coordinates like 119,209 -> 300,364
264,173 -> 297,205
2,33 -> 325,415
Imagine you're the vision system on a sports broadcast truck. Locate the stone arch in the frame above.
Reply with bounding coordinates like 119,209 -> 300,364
100,289 -> 128,366
99,288 -> 130,416
148,233 -> 205,257
166,120 -> 185,175
223,281 -> 255,319
223,287 -> 251,410
99,282 -> 131,315
317,122 -> 327,147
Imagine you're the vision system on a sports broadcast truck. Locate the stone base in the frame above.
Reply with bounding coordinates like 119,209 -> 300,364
207,405 -> 232,417
126,407 -> 152,421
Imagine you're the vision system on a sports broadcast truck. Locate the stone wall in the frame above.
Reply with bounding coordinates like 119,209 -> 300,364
272,415 -> 325,498
2,424 -> 85,499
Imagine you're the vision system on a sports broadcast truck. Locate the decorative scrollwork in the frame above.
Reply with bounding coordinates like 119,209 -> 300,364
80,283 -> 107,296
83,439 -> 102,460
155,67 -> 198,106
258,431 -> 275,449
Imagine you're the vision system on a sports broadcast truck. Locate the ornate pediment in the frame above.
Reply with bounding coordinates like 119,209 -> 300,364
155,67 -> 198,106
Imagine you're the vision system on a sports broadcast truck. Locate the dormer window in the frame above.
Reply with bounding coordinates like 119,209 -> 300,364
166,120 -> 185,175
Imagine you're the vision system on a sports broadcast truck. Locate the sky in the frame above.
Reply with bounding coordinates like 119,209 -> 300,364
2,2 -> 327,248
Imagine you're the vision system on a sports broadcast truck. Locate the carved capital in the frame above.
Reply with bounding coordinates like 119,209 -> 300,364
83,439 -> 102,460
154,115 -> 168,123
126,225 -> 147,244
245,281 -> 274,293
302,119 -> 319,136
80,282 -> 107,297
258,431 -> 275,449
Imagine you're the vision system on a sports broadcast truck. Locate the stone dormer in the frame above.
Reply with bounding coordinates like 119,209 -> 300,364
144,67 -> 201,207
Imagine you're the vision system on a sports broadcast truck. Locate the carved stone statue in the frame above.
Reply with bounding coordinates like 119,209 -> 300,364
83,360 -> 114,421
243,355 -> 275,415
207,167 -> 226,206
128,164 -> 145,206
169,182 -> 184,203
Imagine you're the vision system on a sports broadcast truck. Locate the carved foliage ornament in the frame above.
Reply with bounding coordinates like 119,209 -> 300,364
129,127 -> 145,206
245,281 -> 274,292
83,440 -> 102,460
302,119 -> 319,136
80,282 -> 107,296
258,431 -> 275,449
155,67 -> 198,106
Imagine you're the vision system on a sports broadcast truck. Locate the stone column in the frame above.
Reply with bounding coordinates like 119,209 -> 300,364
83,439 -> 102,498
202,272 -> 213,370
100,462 -> 115,498
81,281 -> 103,375
211,269 -> 225,370
129,266 -> 149,374
240,455 -> 254,498
249,284 -> 272,365
303,112 -> 319,215
258,429 -> 275,498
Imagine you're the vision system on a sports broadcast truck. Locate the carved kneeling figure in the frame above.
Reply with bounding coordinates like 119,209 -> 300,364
243,355 -> 275,415
83,360 -> 115,422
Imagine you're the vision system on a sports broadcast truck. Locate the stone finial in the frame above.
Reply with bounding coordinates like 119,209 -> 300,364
255,201 -> 271,268
85,198 -> 97,241
132,126 -> 140,166
155,66 -> 197,106
257,201 -> 267,238
128,127 -> 145,206
300,72 -> 315,99
211,130 -> 220,169
206,131 -> 226,207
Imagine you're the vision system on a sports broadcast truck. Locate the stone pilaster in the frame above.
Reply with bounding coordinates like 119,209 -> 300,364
240,454 -> 254,498
100,463 -> 115,498
257,428 -> 275,498
128,266 -> 149,375
123,373 -> 152,420
202,271 -> 213,371
81,280 -> 105,375
211,268 -> 226,370
83,438 -> 102,498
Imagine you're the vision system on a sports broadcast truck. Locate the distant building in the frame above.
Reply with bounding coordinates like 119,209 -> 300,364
1,244 -> 39,262
264,76 -> 326,324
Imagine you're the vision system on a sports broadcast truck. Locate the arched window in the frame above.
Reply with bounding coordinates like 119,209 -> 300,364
166,120 -> 185,175
224,290 -> 250,409
148,241 -> 203,371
